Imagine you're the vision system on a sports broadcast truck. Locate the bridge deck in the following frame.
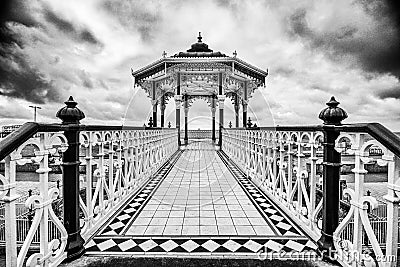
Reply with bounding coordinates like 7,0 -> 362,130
86,141 -> 317,257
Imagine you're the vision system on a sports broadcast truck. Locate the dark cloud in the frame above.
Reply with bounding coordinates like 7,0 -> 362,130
102,1 -> 160,42
0,0 -> 61,104
376,86 -> 400,99
0,44 -> 61,104
44,9 -> 102,46
287,1 -> 400,78
0,0 -> 37,45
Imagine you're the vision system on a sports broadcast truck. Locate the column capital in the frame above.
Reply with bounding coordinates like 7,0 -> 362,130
211,107 -> 216,114
174,95 -> 182,109
151,99 -> 158,106
184,107 -> 189,116
218,95 -> 225,109
174,95 -> 182,102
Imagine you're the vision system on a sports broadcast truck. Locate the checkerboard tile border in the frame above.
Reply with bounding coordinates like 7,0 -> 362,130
97,150 -> 183,236
217,151 -> 304,237
85,236 -> 318,256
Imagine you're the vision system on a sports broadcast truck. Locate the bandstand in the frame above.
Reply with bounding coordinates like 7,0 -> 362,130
131,33 -> 268,145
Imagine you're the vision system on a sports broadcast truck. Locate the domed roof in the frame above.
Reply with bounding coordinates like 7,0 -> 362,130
172,32 -> 227,58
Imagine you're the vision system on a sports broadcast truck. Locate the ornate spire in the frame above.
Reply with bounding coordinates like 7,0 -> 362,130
197,32 -> 202,43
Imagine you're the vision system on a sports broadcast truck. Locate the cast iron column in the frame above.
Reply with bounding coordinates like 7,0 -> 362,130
234,94 -> 239,128
317,96 -> 347,258
184,95 -> 189,145
242,101 -> 247,128
218,95 -> 225,147
211,106 -> 216,143
152,100 -> 157,128
175,95 -> 182,146
160,94 -> 165,127
56,96 -> 85,261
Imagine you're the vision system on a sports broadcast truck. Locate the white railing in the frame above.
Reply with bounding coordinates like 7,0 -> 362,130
333,133 -> 400,267
222,128 -> 324,241
180,130 -> 219,140
0,132 -> 69,267
0,126 -> 178,267
222,128 -> 400,267
78,128 -> 178,240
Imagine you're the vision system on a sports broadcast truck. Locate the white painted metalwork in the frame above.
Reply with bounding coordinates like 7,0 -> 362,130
222,129 -> 324,241
223,129 -> 400,267
0,132 -> 68,267
333,133 -> 400,267
0,128 -> 177,267
79,128 -> 178,240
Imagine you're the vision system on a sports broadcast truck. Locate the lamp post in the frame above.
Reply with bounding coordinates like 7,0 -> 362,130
29,105 -> 41,122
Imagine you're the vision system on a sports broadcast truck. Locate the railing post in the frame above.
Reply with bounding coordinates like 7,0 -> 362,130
317,96 -> 347,258
384,154 -> 400,266
56,96 -> 86,261
3,155 -> 18,267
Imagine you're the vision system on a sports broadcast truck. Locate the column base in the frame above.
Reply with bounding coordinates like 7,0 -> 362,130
317,232 -> 338,263
64,231 -> 85,262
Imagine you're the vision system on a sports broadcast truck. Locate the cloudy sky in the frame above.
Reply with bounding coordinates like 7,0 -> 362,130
0,0 -> 399,130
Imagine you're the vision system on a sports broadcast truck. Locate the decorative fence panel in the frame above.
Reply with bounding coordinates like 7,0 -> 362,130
222,126 -> 400,267
0,122 -> 178,267
180,130 -> 219,140
78,128 -> 178,240
222,128 -> 324,241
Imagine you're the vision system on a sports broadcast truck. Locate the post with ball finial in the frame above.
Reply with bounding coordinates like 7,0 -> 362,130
56,96 -> 86,261
317,96 -> 348,260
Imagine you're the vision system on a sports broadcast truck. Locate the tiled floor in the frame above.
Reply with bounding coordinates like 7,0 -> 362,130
86,140 -> 317,256
124,141 -> 274,236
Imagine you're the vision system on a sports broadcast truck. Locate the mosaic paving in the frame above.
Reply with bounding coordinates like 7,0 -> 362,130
85,140 -> 317,257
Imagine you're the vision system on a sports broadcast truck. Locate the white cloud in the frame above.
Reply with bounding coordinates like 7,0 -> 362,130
1,0 -> 399,131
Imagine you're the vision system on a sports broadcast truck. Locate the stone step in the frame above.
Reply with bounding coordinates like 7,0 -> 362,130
60,256 -> 338,267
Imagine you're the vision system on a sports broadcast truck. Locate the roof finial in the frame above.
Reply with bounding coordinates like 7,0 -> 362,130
198,32 -> 202,43
162,51 -> 167,58
233,50 -> 237,57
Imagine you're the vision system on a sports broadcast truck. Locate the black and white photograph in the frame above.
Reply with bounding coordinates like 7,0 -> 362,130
0,0 -> 399,266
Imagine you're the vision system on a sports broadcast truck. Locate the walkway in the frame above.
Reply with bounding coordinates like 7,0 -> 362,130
86,141 -> 317,258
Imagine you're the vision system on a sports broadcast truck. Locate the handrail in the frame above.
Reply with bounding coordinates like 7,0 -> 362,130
229,122 -> 400,158
0,122 -> 170,161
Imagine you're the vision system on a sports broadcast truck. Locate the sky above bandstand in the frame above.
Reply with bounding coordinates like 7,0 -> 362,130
0,0 -> 399,130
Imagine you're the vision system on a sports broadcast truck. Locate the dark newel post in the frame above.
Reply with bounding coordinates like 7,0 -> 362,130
56,96 -> 85,261
317,96 -> 348,258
